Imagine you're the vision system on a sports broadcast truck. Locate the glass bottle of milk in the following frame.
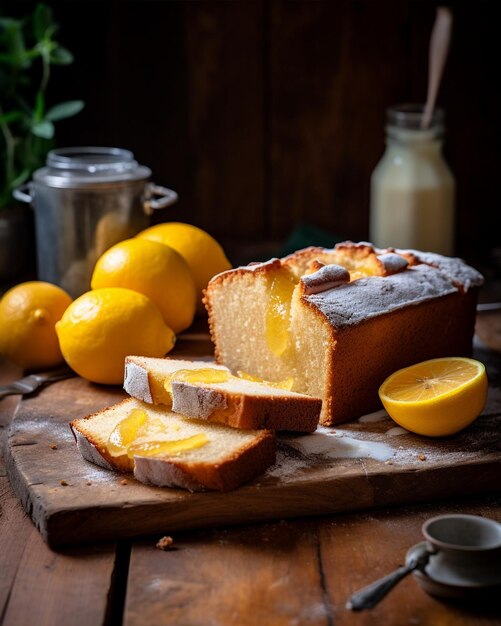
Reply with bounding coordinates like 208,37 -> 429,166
369,104 -> 455,255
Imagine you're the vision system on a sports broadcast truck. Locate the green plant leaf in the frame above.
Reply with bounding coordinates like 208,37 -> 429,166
50,46 -> 73,65
33,3 -> 53,41
36,39 -> 57,58
10,167 -> 31,189
31,119 -> 54,139
46,100 -> 84,121
0,18 -> 30,69
0,3 -> 83,207
34,91 -> 45,122
0,110 -> 23,125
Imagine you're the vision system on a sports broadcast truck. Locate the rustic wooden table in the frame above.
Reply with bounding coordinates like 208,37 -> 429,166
1,315 -> 501,626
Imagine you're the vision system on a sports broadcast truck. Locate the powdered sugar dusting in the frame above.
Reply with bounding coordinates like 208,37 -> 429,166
124,361 -> 152,403
238,259 -> 280,273
398,249 -> 484,291
377,252 -> 409,274
171,382 -> 227,419
73,429 -> 114,471
301,264 -> 350,295
306,265 -> 458,328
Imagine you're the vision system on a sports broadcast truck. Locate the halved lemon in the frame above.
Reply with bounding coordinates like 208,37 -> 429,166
379,357 -> 488,437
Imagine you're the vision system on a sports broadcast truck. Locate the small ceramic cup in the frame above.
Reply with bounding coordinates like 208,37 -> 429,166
422,514 -> 501,585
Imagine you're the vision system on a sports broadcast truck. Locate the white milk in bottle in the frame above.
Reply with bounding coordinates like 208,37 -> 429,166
370,105 -> 455,255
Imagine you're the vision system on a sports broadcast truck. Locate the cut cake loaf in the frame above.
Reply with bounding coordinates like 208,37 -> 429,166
70,398 -> 276,492
124,356 -> 322,432
204,241 -> 484,426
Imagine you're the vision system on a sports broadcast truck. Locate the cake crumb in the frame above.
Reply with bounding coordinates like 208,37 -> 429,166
120,479 -> 128,486
49,443 -> 58,450
418,454 -> 427,462
156,536 -> 174,551
60,479 -> 68,486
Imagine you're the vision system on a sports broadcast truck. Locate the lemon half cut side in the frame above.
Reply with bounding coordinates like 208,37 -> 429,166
378,357 -> 488,437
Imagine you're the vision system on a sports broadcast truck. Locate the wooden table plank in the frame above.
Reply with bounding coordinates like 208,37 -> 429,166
0,360 -> 30,621
124,523 -> 330,626
1,526 -> 117,626
124,497 -> 501,626
0,476 -> 34,621
0,359 -> 118,626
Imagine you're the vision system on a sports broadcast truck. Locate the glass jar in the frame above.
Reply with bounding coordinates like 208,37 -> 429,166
369,104 -> 455,255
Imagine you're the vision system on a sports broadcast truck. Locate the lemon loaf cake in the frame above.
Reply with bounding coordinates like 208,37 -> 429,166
204,241 -> 483,426
124,356 -> 321,432
70,398 -> 275,491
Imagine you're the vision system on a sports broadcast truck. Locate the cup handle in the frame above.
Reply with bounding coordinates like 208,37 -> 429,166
13,182 -> 34,204
143,183 -> 178,215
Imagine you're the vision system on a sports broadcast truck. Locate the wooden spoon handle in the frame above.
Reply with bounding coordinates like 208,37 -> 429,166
421,7 -> 453,129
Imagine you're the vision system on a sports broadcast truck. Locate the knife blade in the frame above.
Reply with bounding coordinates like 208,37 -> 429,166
0,366 -> 74,400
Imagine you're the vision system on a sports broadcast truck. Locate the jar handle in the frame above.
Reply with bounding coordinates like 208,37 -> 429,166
13,182 -> 34,204
143,183 -> 178,215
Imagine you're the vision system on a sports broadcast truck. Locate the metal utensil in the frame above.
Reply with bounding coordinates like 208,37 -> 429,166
421,7 -> 453,129
0,366 -> 74,400
346,543 -> 435,611
477,302 -> 501,313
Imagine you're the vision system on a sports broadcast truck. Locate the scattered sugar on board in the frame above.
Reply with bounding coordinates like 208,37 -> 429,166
266,446 -> 313,480
266,394 -> 501,481
386,426 -> 408,437
358,409 -> 389,423
286,428 -> 394,461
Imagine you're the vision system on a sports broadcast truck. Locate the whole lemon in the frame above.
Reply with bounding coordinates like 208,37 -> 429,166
91,238 -> 196,334
56,287 -> 175,384
0,281 -> 72,370
136,222 -> 231,313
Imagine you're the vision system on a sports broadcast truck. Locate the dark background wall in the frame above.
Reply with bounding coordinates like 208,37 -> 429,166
3,0 -> 500,268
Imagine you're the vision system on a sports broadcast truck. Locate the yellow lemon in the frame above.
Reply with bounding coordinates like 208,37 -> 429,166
91,238 -> 196,334
55,288 -> 175,384
136,222 -> 231,313
379,357 -> 488,437
0,281 -> 72,370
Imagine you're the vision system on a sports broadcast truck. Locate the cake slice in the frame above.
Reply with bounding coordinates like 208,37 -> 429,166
204,241 -> 484,426
70,398 -> 276,492
124,356 -> 322,432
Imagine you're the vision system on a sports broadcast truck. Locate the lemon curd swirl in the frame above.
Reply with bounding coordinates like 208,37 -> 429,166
107,408 -> 208,459
263,262 -> 377,359
236,370 -> 294,390
163,367 -> 294,393
265,273 -> 297,356
164,368 -> 231,393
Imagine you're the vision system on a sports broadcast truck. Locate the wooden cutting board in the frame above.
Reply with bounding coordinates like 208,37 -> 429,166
6,341 -> 501,547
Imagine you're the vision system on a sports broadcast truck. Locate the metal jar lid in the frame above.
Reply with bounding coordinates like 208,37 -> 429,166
33,146 -> 152,188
